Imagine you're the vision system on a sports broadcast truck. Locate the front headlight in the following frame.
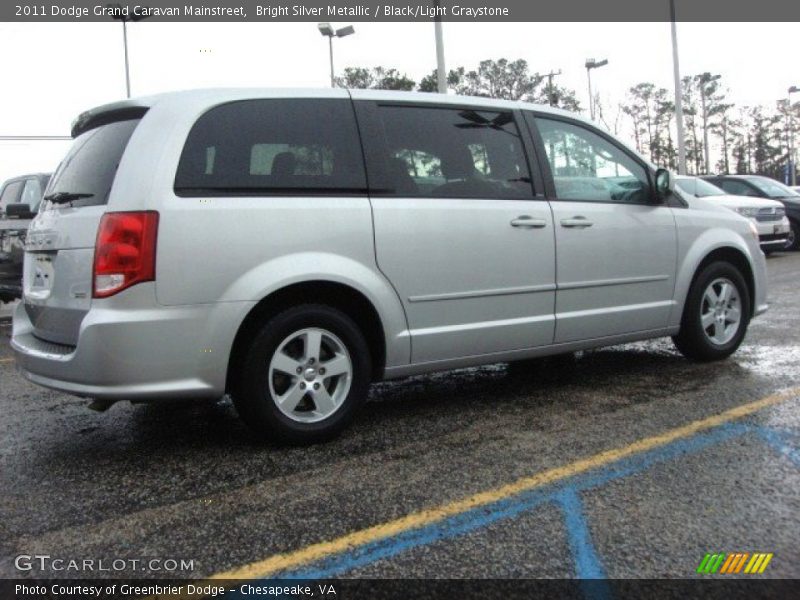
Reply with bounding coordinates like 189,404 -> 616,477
735,207 -> 760,217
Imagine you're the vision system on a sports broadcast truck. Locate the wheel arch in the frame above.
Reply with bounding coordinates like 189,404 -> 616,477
225,280 -> 388,393
685,246 -> 756,319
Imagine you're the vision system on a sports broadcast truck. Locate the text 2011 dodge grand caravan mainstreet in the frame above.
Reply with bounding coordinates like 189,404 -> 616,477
12,89 -> 768,443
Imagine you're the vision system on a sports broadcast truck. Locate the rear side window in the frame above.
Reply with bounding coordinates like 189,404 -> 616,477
717,180 -> 759,197
0,180 -> 24,212
174,99 -> 366,195
374,105 -> 533,199
46,119 -> 141,208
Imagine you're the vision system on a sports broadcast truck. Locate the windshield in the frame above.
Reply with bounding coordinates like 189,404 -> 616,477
747,178 -> 800,198
45,118 -> 140,209
675,178 -> 726,197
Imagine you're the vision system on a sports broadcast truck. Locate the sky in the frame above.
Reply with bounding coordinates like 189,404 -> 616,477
0,20 -> 798,184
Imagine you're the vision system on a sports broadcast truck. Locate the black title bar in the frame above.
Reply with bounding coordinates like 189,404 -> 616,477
4,0 -> 800,22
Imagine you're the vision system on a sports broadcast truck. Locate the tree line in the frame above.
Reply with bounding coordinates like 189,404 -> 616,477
336,60 -> 799,182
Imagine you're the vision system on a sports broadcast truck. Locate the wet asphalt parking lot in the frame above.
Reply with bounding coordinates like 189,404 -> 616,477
1,253 -> 799,586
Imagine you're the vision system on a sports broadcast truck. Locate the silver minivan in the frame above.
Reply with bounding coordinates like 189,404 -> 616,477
11,89 -> 768,443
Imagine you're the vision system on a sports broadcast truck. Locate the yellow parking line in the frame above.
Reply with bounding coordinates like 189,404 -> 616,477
205,388 -> 799,582
0,358 -> 14,364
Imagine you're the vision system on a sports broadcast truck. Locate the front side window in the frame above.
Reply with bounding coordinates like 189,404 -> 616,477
174,99 -> 366,195
536,117 -> 651,204
376,106 -> 533,199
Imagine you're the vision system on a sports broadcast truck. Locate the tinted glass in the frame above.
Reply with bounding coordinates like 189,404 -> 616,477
747,177 -> 800,198
717,180 -> 760,197
174,99 -> 366,195
0,180 -> 24,212
46,119 -> 141,208
376,106 -> 533,199
536,118 -> 650,204
676,178 -> 725,197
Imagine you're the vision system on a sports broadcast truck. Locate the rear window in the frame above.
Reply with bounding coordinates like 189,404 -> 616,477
20,177 -> 45,210
45,119 -> 141,208
174,99 -> 367,195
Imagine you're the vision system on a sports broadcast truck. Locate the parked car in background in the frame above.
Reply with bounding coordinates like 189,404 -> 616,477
675,176 -> 790,253
0,173 -> 50,302
703,175 -> 800,250
11,90 -> 768,443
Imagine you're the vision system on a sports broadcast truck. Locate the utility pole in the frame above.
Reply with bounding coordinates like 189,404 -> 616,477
585,58 -> 608,121
544,69 -> 562,107
670,0 -> 687,174
434,0 -> 447,93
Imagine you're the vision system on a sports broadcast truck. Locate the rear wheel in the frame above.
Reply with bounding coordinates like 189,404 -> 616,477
672,262 -> 750,362
232,304 -> 371,444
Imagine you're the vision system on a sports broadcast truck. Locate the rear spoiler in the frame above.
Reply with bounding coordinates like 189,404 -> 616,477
71,100 -> 150,138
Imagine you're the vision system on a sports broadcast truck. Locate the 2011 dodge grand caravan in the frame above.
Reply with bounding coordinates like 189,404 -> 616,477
11,89 -> 768,443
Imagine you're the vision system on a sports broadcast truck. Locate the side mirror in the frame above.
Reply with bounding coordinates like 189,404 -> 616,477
5,203 -> 35,219
654,168 -> 674,202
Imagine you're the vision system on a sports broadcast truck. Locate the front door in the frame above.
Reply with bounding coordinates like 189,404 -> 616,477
530,115 -> 678,343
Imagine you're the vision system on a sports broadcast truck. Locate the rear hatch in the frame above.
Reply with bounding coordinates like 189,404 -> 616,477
24,111 -> 144,346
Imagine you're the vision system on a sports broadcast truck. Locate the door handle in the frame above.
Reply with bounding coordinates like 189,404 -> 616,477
510,216 -> 547,229
560,216 -> 594,228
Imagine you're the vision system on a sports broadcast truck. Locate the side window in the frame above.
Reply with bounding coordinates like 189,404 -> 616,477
719,180 -> 758,197
175,99 -> 366,195
536,117 -> 651,204
376,106 -> 534,199
20,178 -> 44,208
0,180 -> 24,212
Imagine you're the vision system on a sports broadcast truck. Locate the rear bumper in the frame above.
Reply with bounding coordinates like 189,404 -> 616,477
10,286 -> 251,401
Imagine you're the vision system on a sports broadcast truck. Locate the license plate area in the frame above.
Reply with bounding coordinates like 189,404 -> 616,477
25,252 -> 56,300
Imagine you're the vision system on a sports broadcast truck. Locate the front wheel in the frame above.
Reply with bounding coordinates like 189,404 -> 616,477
672,262 -> 751,362
232,304 -> 372,444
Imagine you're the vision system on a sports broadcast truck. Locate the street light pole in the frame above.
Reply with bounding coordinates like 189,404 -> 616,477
585,58 -> 608,121
434,0 -> 447,93
121,18 -> 130,98
328,35 -> 335,87
109,5 -> 148,99
318,23 -> 355,88
670,0 -> 687,174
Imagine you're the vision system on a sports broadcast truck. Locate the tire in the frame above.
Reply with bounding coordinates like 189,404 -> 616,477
231,304 -> 371,444
786,220 -> 799,251
672,261 -> 751,362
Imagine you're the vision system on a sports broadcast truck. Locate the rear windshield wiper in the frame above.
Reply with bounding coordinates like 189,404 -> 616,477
43,192 -> 95,204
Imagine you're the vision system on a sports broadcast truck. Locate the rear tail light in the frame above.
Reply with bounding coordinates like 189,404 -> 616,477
93,211 -> 159,298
